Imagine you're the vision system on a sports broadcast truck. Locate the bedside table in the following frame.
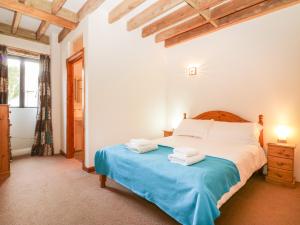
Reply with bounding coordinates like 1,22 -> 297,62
163,130 -> 173,137
266,143 -> 296,187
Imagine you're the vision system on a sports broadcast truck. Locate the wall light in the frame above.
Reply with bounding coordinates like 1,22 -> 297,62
275,125 -> 291,143
186,64 -> 199,76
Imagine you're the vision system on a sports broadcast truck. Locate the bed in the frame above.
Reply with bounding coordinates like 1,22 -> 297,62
95,111 -> 267,225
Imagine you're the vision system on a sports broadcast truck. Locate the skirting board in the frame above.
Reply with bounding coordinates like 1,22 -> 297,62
12,148 -> 31,157
60,150 -> 95,173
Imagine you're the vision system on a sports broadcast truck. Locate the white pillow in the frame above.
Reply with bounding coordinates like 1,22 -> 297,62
173,119 -> 213,139
207,121 -> 263,145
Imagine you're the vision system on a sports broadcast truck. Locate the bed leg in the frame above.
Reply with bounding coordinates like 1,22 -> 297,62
99,175 -> 107,188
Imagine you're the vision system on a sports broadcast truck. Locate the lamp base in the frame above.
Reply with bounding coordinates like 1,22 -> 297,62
277,139 -> 287,144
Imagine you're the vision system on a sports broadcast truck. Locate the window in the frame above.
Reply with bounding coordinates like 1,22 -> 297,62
8,56 -> 39,108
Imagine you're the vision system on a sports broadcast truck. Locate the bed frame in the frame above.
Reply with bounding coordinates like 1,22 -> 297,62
99,110 -> 264,188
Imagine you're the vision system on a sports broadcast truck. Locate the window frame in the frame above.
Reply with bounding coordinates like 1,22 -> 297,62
8,55 -> 39,108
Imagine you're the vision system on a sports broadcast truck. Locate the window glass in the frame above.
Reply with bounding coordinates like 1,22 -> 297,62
24,61 -> 39,107
8,58 -> 21,107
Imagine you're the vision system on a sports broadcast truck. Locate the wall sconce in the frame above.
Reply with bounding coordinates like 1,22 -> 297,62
275,125 -> 290,143
186,64 -> 199,76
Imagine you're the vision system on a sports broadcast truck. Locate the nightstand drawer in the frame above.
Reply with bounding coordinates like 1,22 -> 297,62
268,167 -> 293,182
268,156 -> 293,171
268,146 -> 294,159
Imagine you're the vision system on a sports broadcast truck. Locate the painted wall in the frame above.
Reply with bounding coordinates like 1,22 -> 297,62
60,2 -> 167,167
163,5 -> 300,181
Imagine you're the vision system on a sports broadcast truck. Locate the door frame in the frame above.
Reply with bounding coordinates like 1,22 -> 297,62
66,49 -> 85,167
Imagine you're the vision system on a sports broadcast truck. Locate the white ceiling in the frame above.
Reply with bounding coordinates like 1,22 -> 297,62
0,0 -> 87,36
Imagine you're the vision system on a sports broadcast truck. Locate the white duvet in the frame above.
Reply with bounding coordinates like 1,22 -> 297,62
154,136 -> 267,208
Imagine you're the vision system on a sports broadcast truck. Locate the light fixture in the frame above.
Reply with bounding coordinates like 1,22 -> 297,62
275,125 -> 290,143
186,64 -> 199,76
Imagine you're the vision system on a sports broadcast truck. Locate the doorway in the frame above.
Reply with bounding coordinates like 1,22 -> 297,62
66,49 -> 85,168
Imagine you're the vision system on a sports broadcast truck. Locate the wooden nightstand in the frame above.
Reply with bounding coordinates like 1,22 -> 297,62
266,143 -> 296,187
163,130 -> 173,137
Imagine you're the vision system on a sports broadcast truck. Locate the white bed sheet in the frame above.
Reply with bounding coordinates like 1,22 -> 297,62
154,136 -> 267,208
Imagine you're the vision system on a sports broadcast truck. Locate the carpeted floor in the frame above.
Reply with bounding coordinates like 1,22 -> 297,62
0,156 -> 299,225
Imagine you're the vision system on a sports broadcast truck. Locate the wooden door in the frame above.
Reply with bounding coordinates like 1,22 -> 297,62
66,49 -> 85,167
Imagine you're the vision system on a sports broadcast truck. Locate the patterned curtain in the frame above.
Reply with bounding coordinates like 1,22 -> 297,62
0,45 -> 8,104
31,55 -> 54,156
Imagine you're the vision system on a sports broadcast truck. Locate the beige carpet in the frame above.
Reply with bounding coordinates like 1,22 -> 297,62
0,156 -> 299,225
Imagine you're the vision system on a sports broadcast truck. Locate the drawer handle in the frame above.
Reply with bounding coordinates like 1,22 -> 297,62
276,162 -> 285,166
275,173 -> 283,178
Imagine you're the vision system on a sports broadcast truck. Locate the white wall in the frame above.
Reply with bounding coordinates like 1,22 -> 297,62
0,34 -> 50,55
10,108 -> 37,156
60,2 -> 167,167
163,5 -> 300,181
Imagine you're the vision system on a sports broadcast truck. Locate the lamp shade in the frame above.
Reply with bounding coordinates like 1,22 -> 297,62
275,125 -> 290,143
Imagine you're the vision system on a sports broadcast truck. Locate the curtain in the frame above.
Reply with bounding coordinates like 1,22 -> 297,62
0,45 -> 8,104
31,55 -> 54,156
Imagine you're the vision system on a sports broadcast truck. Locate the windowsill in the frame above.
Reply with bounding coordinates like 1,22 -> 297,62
9,107 -> 38,109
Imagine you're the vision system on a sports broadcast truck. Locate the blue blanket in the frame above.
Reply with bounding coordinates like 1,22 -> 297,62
95,145 -> 240,225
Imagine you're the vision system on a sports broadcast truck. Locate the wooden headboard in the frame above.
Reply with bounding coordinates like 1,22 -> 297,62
184,111 -> 264,148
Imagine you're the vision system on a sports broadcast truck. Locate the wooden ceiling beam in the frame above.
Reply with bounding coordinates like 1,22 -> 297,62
0,22 -> 49,44
184,0 -> 224,28
155,15 -> 207,42
184,0 -> 224,10
58,0 -> 105,43
78,0 -> 105,21
0,0 -> 77,29
210,0 -> 266,20
157,0 -> 266,42
11,12 -> 22,34
142,4 -> 198,37
143,0 -> 224,38
36,0 -> 67,40
127,0 -> 184,31
109,0 -> 146,23
165,0 -> 300,47
26,0 -> 77,22
154,0 -> 226,42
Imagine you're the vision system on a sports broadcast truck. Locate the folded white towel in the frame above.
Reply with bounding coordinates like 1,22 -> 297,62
168,153 -> 205,166
126,142 -> 158,154
129,138 -> 152,146
173,147 -> 200,157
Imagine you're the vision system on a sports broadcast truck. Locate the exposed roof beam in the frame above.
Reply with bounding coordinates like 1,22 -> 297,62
36,0 -> 67,40
11,12 -> 22,34
11,0 -> 26,34
26,0 -> 77,22
199,9 -> 218,27
0,0 -> 77,29
184,0 -> 224,10
143,0 -> 224,38
156,15 -> 207,42
165,0 -> 300,47
0,22 -> 49,44
58,28 -> 70,43
51,0 -> 67,14
157,0 -> 265,42
184,0 -> 224,28
127,0 -> 184,31
58,0 -> 105,43
142,5 -> 198,37
109,0 -> 146,23
78,0 -> 105,21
